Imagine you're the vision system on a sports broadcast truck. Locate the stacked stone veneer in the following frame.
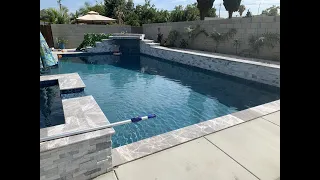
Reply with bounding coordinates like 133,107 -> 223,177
40,74 -> 115,180
40,133 -> 112,180
85,39 -> 116,53
140,40 -> 280,87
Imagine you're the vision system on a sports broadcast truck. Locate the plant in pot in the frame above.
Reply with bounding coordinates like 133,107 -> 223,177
57,37 -> 68,49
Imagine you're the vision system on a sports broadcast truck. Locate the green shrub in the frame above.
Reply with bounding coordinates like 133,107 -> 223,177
76,33 -> 111,50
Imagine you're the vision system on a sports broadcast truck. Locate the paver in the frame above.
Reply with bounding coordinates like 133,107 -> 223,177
205,118 -> 280,180
115,138 -> 258,180
262,111 -> 280,126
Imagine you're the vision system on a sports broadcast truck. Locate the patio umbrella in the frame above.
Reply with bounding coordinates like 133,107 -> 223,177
76,11 -> 116,24
40,32 -> 58,69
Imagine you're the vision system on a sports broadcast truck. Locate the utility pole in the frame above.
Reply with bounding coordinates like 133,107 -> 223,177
258,2 -> 261,15
219,3 -> 221,18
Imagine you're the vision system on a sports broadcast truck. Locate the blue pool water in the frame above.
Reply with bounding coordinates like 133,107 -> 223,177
47,54 -> 280,147
40,84 -> 65,129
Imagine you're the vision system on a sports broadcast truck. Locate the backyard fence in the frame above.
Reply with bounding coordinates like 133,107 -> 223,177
40,25 -> 54,48
142,16 -> 280,61
51,24 -> 132,49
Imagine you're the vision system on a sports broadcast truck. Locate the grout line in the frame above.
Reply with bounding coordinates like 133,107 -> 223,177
260,110 -> 280,127
114,170 -> 120,180
261,117 -> 280,127
203,136 -> 261,180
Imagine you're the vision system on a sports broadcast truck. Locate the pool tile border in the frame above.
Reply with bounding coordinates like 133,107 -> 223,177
112,99 -> 280,166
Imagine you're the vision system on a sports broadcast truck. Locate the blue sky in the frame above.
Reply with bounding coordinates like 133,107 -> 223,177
40,0 -> 280,18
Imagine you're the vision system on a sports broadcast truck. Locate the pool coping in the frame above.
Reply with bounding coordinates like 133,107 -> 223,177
40,73 -> 115,153
112,99 -> 280,167
40,73 -> 86,93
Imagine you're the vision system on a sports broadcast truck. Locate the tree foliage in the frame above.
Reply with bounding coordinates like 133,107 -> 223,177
104,0 -> 125,18
223,0 -> 242,19
40,0 -> 217,25
196,0 -> 215,20
40,6 -> 70,24
261,5 -> 280,16
238,4 -> 245,17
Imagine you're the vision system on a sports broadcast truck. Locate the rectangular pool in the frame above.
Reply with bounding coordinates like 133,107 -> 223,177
46,54 -> 280,147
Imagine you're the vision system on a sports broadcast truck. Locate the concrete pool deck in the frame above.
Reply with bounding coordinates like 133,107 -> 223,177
94,110 -> 280,180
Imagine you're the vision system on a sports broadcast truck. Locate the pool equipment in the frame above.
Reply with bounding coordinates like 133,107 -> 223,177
40,114 -> 156,143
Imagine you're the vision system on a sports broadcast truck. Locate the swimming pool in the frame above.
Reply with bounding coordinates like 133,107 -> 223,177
47,54 -> 280,147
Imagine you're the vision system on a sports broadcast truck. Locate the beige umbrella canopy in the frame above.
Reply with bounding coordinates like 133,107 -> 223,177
76,11 -> 116,24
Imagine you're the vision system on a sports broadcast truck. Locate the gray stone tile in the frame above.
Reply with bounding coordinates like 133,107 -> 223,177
40,73 -> 86,91
262,111 -> 280,126
40,96 -> 115,151
112,114 -> 243,165
205,118 -> 280,180
231,108 -> 262,121
115,138 -> 258,180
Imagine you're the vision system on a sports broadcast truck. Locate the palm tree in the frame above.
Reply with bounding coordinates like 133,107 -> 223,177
43,7 -> 70,24
238,5 -> 246,17
57,0 -> 62,10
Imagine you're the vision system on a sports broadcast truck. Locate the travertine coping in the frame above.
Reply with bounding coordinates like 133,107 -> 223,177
112,99 -> 280,166
109,36 -> 142,40
40,95 -> 115,152
40,73 -> 86,93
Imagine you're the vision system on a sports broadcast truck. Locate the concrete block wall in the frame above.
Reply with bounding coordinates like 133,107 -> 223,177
142,16 -> 280,61
40,134 -> 112,180
51,24 -> 131,49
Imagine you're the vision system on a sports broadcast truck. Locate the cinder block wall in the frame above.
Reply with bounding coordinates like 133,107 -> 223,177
142,16 -> 280,61
40,134 -> 113,180
51,24 -> 132,49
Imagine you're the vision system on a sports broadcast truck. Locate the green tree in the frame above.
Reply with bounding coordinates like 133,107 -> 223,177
70,10 -> 80,24
261,5 -> 280,16
126,0 -> 134,12
40,7 -> 70,24
238,4 -> 245,16
104,0 -> 126,18
134,0 -> 157,25
115,4 -> 125,24
170,5 -> 186,22
77,2 -> 105,16
154,10 -> 170,23
184,3 -> 200,21
196,0 -> 215,20
125,11 -> 140,26
223,0 -> 242,19
207,7 -> 217,17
